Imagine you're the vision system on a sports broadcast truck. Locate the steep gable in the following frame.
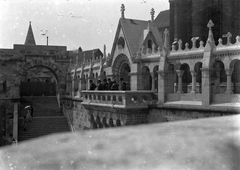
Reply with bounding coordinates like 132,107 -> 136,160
110,18 -> 164,60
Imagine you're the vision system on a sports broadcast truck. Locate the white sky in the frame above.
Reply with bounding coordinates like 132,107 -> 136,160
0,0 -> 169,53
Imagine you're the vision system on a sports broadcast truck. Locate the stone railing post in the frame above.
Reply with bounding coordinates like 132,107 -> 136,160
176,70 -> 184,93
190,71 -> 197,93
201,68 -> 211,106
225,69 -> 233,94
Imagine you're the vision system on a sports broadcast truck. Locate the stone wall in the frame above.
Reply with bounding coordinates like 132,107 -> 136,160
147,108 -> 237,123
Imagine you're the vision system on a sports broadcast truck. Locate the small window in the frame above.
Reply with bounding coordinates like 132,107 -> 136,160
148,40 -> 152,49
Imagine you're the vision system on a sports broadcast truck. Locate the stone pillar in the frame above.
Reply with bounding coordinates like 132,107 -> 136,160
225,69 -> 233,94
157,71 -> 165,104
176,70 -> 184,93
129,72 -> 138,91
190,71 -> 197,93
151,72 -> 155,91
201,68 -> 211,106
71,78 -> 76,96
13,102 -> 18,143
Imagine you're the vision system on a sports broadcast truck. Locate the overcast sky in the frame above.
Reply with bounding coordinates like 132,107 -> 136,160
0,0 -> 169,53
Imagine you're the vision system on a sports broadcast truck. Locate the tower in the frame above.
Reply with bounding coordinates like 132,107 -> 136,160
169,0 -> 240,45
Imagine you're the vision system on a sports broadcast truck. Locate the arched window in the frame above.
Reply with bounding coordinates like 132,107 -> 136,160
148,39 -> 152,49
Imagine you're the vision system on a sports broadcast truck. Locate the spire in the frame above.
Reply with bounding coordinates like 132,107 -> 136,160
205,20 -> 216,51
121,4 -> 125,19
207,20 -> 215,44
163,28 -> 170,50
25,21 -> 36,45
150,8 -> 155,22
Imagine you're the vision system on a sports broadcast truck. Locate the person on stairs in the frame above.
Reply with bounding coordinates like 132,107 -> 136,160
29,104 -> 34,118
26,107 -> 33,122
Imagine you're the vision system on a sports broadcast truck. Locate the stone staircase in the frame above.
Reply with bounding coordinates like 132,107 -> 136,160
18,96 -> 70,142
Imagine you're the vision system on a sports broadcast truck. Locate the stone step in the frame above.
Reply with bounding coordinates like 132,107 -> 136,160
18,117 -> 70,142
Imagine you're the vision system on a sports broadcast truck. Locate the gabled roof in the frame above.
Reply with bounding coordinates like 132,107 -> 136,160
111,18 -> 163,58
24,21 -> 36,45
154,10 -> 170,29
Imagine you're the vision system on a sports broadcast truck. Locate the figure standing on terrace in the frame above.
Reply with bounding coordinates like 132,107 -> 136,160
110,80 -> 119,90
120,78 -> 127,91
89,80 -> 96,90
97,80 -> 104,90
103,79 -> 108,90
107,78 -> 113,90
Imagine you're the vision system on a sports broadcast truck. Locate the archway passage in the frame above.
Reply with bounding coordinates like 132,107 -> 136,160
112,54 -> 131,87
211,60 -> 227,94
180,64 -> 191,93
119,63 -> 131,88
142,66 -> 152,90
20,66 -> 58,96
231,60 -> 240,94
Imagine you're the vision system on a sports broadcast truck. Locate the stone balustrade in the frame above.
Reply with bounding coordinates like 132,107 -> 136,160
81,90 -> 154,109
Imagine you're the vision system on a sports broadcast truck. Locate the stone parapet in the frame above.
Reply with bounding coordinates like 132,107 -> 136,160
81,90 -> 154,109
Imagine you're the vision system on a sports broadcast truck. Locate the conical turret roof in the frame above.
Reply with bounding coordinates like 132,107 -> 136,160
24,21 -> 36,45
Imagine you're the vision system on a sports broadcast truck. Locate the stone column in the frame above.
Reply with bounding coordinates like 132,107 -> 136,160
190,71 -> 197,93
13,102 -> 18,143
157,71 -> 165,104
201,68 -> 211,106
151,72 -> 155,91
129,72 -> 139,91
71,78 -> 76,96
225,69 -> 233,94
176,70 -> 184,93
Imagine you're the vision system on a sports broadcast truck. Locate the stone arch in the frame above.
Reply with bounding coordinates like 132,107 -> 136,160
194,62 -> 203,93
153,66 -> 159,92
165,64 -> 176,93
180,63 -> 191,93
112,54 -> 131,82
19,60 -> 63,84
230,59 -> 240,94
142,66 -> 151,90
211,60 -> 227,94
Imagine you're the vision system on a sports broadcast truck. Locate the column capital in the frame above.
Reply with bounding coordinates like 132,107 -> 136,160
225,69 -> 233,76
190,70 -> 197,76
157,71 -> 165,76
129,72 -> 139,76
176,70 -> 184,77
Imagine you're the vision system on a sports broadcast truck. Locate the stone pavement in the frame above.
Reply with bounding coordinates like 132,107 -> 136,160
0,115 -> 239,170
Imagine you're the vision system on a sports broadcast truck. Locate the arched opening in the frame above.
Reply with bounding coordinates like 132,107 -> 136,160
142,66 -> 151,90
112,54 -> 131,89
148,39 -> 153,49
194,62 -> 202,93
231,60 -> 240,94
180,63 -> 191,93
20,66 -> 58,96
166,64 -> 176,93
211,60 -> 227,94
153,66 -> 159,92
119,63 -> 131,90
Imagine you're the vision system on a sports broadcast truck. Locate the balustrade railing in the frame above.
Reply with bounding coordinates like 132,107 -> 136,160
81,91 -> 154,108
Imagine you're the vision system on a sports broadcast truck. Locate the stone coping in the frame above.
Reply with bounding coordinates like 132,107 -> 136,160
0,115 -> 239,170
81,90 -> 154,94
159,101 -> 240,113
81,102 -> 148,109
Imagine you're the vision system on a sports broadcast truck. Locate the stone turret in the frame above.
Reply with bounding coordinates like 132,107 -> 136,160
24,21 -> 36,45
